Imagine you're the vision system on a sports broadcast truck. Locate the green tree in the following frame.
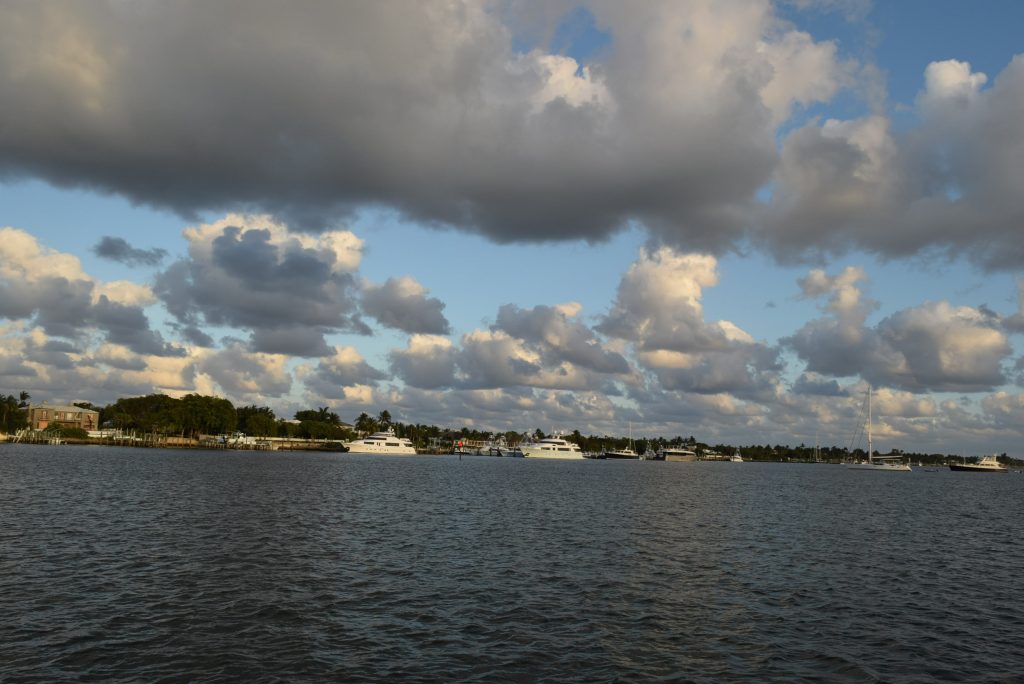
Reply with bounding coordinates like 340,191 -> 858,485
1,391 -> 30,433
354,412 -> 377,434
237,405 -> 276,435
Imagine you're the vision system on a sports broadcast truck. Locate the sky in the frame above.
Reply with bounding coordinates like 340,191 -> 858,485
2,0 -> 1024,454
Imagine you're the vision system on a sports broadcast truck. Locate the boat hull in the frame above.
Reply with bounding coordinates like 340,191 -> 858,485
520,447 -> 585,460
603,450 -> 638,460
664,454 -> 697,462
949,464 -> 1007,473
344,443 -> 417,455
846,463 -> 911,471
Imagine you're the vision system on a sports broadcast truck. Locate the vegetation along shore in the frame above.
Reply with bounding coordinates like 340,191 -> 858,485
3,390 -> 1020,468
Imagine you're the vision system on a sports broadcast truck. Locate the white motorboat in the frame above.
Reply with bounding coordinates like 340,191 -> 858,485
949,454 -> 1008,473
846,386 -> 911,472
519,436 -> 584,460
660,446 -> 697,462
344,427 -> 417,455
730,449 -> 744,463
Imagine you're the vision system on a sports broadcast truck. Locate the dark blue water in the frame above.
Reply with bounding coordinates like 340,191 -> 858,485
1,445 -> 1021,682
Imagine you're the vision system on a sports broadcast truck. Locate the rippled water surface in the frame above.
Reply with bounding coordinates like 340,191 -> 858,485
2,445 -> 1022,682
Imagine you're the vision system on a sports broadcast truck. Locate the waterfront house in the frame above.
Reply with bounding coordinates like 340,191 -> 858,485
28,404 -> 99,431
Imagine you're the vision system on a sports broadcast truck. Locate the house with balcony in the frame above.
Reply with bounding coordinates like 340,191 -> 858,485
28,404 -> 99,432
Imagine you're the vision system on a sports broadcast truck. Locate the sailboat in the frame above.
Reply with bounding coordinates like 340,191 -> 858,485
604,422 -> 639,459
846,386 -> 911,472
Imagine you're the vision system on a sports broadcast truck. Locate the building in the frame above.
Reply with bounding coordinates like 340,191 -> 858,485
28,404 -> 99,432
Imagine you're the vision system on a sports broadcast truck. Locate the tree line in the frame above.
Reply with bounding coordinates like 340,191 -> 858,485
3,389 -> 1019,464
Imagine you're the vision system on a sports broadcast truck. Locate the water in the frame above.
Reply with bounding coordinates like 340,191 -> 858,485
1,445 -> 1021,682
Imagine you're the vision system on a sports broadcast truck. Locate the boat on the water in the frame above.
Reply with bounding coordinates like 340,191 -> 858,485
519,436 -> 584,460
846,386 -> 911,472
603,446 -> 639,459
344,427 -> 417,455
604,423 -> 639,459
949,455 -> 1008,473
661,446 -> 697,462
730,449 -> 744,463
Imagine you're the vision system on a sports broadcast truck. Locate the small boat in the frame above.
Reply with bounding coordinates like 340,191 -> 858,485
949,455 -> 1008,473
603,446 -> 639,459
344,427 -> 417,455
730,449 -> 744,463
845,386 -> 911,472
604,423 -> 639,459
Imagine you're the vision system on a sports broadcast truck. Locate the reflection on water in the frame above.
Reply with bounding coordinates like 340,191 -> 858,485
1,445 -> 1021,682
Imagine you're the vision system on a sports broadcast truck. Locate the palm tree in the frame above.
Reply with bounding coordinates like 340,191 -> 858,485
355,412 -> 377,435
377,409 -> 392,427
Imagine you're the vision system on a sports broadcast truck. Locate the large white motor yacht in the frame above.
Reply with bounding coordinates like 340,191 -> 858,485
519,436 -> 584,460
660,447 -> 698,462
344,427 -> 417,455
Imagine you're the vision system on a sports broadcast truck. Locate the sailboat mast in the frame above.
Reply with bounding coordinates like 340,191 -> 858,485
867,386 -> 873,464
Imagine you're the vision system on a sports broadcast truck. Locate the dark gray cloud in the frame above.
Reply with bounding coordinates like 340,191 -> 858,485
153,218 -> 369,356
0,228 -> 182,356
0,276 -> 92,338
792,373 -> 848,396
362,277 -> 450,335
91,296 -> 185,357
93,236 -> 168,267
0,2 -> 849,252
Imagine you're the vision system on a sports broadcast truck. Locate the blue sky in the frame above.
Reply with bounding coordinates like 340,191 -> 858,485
1,1 -> 1023,453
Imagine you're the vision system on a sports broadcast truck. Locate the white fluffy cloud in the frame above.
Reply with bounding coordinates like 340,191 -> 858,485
786,267 -> 1012,392
599,247 -> 779,397
763,55 -> 1024,268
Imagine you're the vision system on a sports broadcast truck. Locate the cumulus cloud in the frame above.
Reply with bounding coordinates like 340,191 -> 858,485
154,215 -> 368,356
362,277 -> 450,335
389,335 -> 458,389
494,302 -> 630,374
0,1 -> 846,250
301,346 -> 389,402
598,247 -> 779,397
0,227 -> 182,356
762,56 -> 1024,268
786,267 -> 1012,392
93,236 -> 167,267
196,344 -> 292,400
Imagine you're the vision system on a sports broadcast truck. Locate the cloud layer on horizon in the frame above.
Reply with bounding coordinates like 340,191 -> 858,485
3,220 -> 1024,453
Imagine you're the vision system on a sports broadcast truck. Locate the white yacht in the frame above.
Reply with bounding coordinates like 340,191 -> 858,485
519,436 -> 584,460
846,386 -> 911,472
660,447 -> 697,462
949,455 -> 1008,473
730,449 -> 744,463
344,427 -> 417,455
